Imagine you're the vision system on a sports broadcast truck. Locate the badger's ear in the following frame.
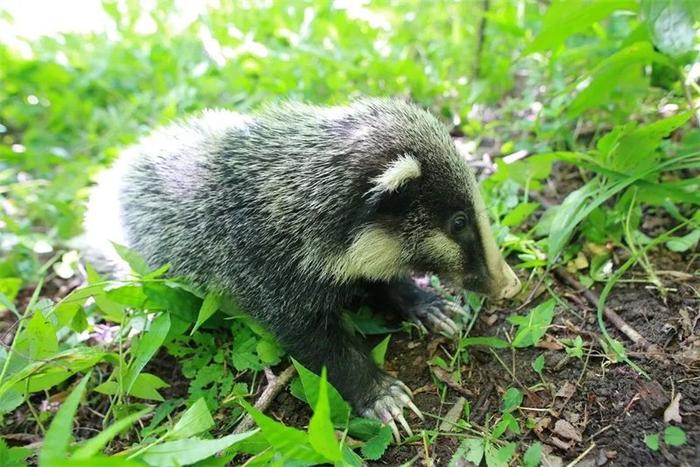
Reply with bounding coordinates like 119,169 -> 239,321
366,155 -> 421,214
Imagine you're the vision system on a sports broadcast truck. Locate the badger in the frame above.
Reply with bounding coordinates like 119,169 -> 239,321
83,98 -> 521,438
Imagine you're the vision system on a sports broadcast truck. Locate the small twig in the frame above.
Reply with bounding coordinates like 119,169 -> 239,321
430,366 -> 475,397
565,442 -> 597,467
471,382 -> 494,425
233,365 -> 296,434
553,268 -> 650,348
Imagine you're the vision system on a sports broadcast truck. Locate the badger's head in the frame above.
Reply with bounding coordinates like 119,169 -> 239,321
327,99 -> 520,301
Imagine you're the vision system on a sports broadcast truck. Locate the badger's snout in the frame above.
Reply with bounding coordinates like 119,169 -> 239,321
489,261 -> 521,301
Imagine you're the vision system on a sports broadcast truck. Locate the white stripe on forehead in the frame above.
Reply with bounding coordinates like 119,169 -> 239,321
369,155 -> 421,194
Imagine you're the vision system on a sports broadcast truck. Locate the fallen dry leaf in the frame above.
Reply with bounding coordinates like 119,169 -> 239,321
439,397 -> 466,432
555,381 -> 576,400
663,393 -> 682,424
553,419 -> 582,443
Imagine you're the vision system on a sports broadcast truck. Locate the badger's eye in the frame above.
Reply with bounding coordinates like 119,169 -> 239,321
451,213 -> 468,234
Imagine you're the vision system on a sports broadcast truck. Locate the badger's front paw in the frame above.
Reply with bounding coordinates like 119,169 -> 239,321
360,376 -> 424,442
403,297 -> 469,337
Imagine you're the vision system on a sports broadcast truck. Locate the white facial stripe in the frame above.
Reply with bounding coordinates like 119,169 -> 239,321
423,231 -> 462,271
323,226 -> 405,283
369,155 -> 421,194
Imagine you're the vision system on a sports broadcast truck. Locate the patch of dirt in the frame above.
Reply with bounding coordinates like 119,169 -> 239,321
241,249 -> 699,466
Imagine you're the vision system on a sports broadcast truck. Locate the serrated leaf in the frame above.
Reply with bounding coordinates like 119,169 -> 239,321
485,441 -> 516,467
0,438 -> 31,467
644,433 -> 660,451
449,437 -> 484,466
523,442 -> 542,467
502,388 -> 523,413
664,426 -> 687,446
510,299 -> 556,348
361,425 -> 392,461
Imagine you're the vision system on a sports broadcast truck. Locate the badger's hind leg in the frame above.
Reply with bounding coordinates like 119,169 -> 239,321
382,277 -> 469,337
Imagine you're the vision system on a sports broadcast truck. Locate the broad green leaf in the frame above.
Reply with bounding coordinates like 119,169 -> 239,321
509,299 -> 556,348
449,438 -> 484,467
642,0 -> 696,56
502,202 -> 539,227
371,335 -> 391,367
255,338 -> 284,365
240,400 -> 325,463
307,369 -> 341,462
460,337 -> 510,349
97,373 -> 169,401
526,0 -> 637,53
72,408 -> 151,459
125,312 -> 171,392
664,426 -> 687,446
139,431 -> 258,467
666,229 -> 700,252
0,278 -> 22,312
190,292 -> 221,335
17,310 -> 58,360
291,358 -> 351,426
169,398 -> 214,440
40,372 -> 92,463
523,442 -> 542,467
0,438 -> 31,467
568,42 -> 671,117
361,425 -> 392,461
502,387 -> 523,413
111,242 -> 151,276
644,433 -> 660,451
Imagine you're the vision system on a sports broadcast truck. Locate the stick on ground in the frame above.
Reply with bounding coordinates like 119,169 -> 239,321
233,365 -> 297,434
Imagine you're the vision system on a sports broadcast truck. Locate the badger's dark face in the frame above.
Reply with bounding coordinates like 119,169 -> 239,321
356,152 -> 521,301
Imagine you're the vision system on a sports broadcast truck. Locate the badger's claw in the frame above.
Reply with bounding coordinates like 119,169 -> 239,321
361,377 -> 423,443
404,298 -> 469,337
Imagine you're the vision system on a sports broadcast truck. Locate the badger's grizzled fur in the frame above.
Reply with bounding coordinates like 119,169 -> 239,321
83,98 -> 520,437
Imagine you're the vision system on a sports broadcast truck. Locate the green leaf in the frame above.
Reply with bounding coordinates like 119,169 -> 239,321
643,0 -> 696,56
291,358 -> 350,426
666,229 -> 700,252
111,242 -> 151,276
255,339 -> 284,365
169,398 -> 215,440
664,426 -> 687,446
644,433 -> 660,451
40,372 -> 92,463
502,202 -> 540,227
532,355 -> 545,375
18,310 -> 58,360
125,312 -> 171,392
523,442 -> 542,467
190,292 -> 221,335
0,438 -> 31,467
526,0 -> 637,54
502,388 -> 523,413
307,369 -> 341,462
509,299 -> 556,348
371,335 -> 391,366
240,400 -> 325,463
485,441 -> 516,467
361,425 -> 392,461
72,408 -> 151,459
139,431 -> 258,467
547,182 -> 599,263
449,437 -> 484,467
460,337 -> 510,349
0,278 -> 22,312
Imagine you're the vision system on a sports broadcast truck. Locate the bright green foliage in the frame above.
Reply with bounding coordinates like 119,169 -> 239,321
1,0 -> 699,464
509,299 -> 556,348
644,433 -> 660,451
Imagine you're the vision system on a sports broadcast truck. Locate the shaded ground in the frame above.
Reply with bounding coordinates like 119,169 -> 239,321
258,252 -> 699,466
